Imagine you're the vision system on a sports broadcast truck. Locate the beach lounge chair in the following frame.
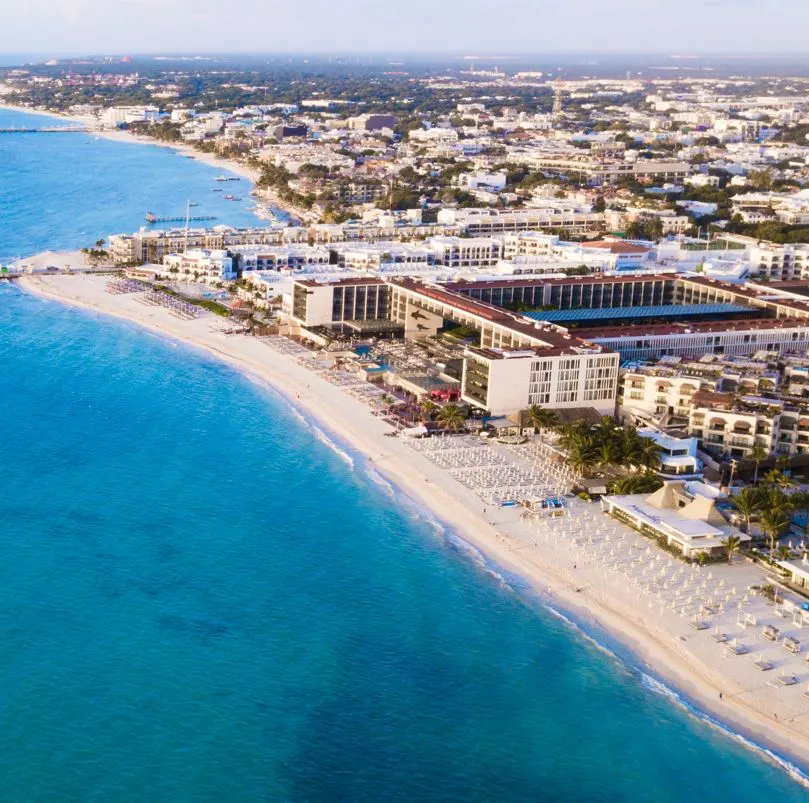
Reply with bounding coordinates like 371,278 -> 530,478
763,624 -> 780,642
753,654 -> 774,671
775,673 -> 798,687
784,636 -> 801,654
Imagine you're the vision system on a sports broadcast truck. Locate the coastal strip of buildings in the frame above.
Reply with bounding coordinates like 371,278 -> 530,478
10,215 -> 793,474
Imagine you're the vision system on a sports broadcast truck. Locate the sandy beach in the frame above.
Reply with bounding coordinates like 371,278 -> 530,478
15,271 -> 809,779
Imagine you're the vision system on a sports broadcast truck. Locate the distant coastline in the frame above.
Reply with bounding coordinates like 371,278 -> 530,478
0,101 -> 310,224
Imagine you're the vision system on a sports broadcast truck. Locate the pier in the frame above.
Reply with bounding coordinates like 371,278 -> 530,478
145,212 -> 217,224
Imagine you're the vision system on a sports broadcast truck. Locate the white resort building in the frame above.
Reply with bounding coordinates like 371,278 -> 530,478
601,481 -> 749,559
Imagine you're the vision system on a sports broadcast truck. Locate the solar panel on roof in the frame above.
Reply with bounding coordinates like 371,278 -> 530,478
522,303 -> 753,323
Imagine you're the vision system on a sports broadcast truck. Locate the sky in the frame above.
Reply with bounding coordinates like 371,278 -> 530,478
2,0 -> 808,56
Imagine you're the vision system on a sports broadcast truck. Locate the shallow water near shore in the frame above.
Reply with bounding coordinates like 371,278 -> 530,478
3,112 -> 809,800
0,107 -> 266,261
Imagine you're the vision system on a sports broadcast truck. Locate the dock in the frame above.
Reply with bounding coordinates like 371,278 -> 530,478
145,212 -> 217,224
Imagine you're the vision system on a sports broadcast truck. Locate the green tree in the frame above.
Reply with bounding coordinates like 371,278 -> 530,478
525,406 -> 559,441
419,399 -> 438,421
436,404 -> 467,432
759,507 -> 791,560
762,469 -> 795,490
732,487 -> 760,535
776,545 -> 793,563
749,442 -> 768,484
721,534 -> 742,565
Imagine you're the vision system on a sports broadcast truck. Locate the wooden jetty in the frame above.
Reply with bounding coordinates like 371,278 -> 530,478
145,212 -> 217,224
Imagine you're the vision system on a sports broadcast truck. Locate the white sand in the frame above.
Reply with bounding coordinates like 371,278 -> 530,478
18,271 -> 809,774
10,250 -> 91,271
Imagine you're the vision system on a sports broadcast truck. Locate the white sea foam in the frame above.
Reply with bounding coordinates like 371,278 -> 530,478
364,466 -> 396,497
542,604 -> 623,664
445,532 -> 514,589
271,390 -> 355,469
311,424 -> 355,469
639,671 -> 809,788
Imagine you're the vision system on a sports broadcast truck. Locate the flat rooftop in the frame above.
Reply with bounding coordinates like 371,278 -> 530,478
391,278 -> 608,354
577,317 -> 809,339
446,274 -> 674,292
523,303 -> 753,324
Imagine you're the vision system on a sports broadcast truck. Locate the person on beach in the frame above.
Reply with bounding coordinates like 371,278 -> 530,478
719,692 -> 723,701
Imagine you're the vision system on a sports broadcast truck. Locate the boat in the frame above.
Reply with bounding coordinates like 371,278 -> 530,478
212,188 -> 223,192
224,195 -> 235,200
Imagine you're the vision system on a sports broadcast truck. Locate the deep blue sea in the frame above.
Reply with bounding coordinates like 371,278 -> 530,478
2,108 -> 809,801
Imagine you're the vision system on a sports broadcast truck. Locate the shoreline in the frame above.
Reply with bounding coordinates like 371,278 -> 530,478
0,102 -> 313,224
15,271 -> 809,782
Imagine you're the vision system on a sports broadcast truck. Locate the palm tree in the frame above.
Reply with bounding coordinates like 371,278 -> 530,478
749,442 -> 768,484
695,551 -> 708,567
635,437 -> 662,471
759,507 -> 791,560
732,487 -> 760,535
776,545 -> 793,563
596,415 -> 617,442
436,403 -> 466,432
611,477 -> 635,495
419,398 -> 438,421
525,406 -> 559,442
762,469 -> 795,490
595,440 -> 619,470
721,534 -> 742,565
556,420 -> 590,453
758,486 -> 794,517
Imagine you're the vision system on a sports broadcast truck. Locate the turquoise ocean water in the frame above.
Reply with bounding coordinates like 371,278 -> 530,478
2,107 -> 809,801
0,108 -> 270,262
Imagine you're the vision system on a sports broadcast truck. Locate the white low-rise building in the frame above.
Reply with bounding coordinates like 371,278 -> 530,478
602,481 -> 749,558
638,428 -> 702,477
427,236 -> 504,269
236,245 -> 331,273
162,249 -> 235,283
